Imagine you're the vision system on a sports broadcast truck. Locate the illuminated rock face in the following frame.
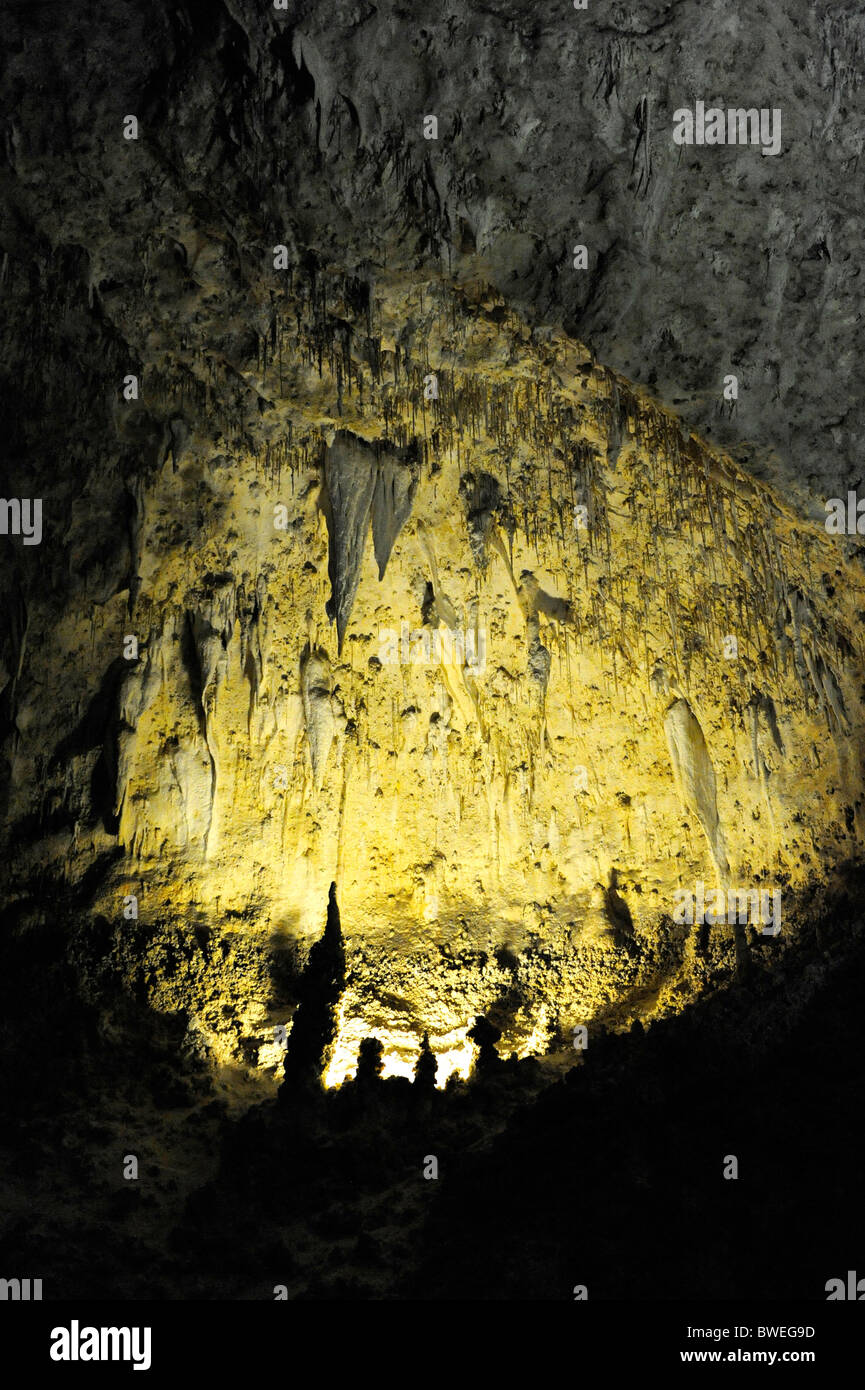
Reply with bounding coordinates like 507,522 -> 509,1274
3,268 -> 864,1085
3,0 -> 865,1091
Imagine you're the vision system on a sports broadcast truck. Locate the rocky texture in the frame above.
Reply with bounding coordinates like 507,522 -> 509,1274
2,258 -> 864,1087
5,0 -> 865,505
2,0 -> 865,1093
3,899 -> 864,1300
664,697 -> 730,883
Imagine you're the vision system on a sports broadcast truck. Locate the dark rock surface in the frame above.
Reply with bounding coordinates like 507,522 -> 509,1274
2,0 -> 864,1306
2,0 -> 863,508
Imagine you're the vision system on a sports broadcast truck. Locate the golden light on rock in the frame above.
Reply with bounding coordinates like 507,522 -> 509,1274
14,268 -> 865,1085
324,1021 -> 476,1090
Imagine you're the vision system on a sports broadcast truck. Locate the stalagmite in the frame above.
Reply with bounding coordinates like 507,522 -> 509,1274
301,647 -> 336,791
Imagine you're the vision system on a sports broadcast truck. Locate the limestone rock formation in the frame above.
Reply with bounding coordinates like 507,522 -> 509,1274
664,698 -> 729,884
3,258 -> 865,1087
2,0 -> 865,1095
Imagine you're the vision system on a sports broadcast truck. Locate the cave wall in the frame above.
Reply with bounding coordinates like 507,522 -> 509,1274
2,0 -> 865,1084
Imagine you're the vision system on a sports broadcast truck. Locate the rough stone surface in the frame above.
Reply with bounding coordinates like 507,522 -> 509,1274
2,0 -> 865,1089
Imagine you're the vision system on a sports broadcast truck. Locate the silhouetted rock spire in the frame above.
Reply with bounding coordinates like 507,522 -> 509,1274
279,882 -> 346,1098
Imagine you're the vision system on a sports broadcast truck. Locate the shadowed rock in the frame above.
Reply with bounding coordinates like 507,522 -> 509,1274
324,433 -> 376,652
371,456 -> 418,580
